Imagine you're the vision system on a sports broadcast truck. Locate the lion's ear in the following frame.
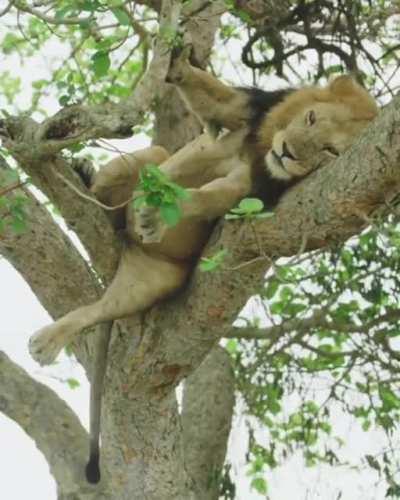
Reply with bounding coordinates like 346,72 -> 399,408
329,75 -> 378,120
328,75 -> 360,96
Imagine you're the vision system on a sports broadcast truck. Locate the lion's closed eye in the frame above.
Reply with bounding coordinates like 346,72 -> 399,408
322,145 -> 340,157
305,110 -> 316,126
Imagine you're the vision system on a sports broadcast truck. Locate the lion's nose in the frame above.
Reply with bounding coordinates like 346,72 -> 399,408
282,141 -> 297,160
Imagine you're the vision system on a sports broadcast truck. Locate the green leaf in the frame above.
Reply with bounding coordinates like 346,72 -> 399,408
250,477 -> 268,494
55,6 -> 75,19
160,203 -> 181,226
238,198 -> 264,213
365,454 -> 381,472
264,279 -> 279,299
230,197 -> 264,215
111,8 -> 131,25
91,51 -> 111,78
59,95 -> 71,106
199,249 -> 228,272
225,339 -> 238,354
147,192 -> 163,206
379,385 -> 400,411
67,378 -> 80,390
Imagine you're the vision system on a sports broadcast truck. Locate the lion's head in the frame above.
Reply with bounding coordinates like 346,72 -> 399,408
260,76 -> 378,181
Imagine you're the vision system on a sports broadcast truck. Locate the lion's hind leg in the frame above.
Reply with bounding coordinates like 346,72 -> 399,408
29,247 -> 189,365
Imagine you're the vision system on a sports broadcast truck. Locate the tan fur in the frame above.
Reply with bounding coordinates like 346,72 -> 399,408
91,146 -> 169,228
260,77 -> 378,180
29,54 -> 378,366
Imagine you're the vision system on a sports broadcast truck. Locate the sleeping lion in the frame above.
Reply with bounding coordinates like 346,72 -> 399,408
28,49 -> 378,482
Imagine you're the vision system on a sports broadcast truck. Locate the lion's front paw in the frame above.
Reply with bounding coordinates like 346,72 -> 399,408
29,325 -> 66,366
135,206 -> 167,244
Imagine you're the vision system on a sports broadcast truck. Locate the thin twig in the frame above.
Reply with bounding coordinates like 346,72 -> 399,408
0,180 -> 27,197
54,171 -> 133,211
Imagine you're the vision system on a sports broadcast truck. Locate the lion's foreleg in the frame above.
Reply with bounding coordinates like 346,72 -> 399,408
167,50 -> 251,132
181,156 -> 252,218
160,129 -> 248,185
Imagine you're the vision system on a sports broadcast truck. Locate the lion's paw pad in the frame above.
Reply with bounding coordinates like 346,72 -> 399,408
29,327 -> 63,366
135,206 -> 166,244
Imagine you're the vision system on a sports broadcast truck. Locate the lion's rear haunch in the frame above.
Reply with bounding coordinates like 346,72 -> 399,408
86,451 -> 101,484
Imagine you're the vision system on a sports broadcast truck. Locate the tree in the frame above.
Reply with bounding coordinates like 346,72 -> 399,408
1,0 -> 400,498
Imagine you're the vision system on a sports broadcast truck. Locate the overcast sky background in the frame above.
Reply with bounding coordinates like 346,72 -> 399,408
0,11 -> 395,500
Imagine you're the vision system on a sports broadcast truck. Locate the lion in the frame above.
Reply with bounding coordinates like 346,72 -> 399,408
28,49 -> 378,482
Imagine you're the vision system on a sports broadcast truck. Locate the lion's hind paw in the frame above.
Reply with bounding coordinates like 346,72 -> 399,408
29,325 -> 65,366
134,206 -> 167,244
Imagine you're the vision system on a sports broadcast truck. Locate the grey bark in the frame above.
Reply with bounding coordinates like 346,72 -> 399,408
182,347 -> 235,500
0,351 -> 101,499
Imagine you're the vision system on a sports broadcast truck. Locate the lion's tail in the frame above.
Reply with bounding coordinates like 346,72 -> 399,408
85,321 -> 113,484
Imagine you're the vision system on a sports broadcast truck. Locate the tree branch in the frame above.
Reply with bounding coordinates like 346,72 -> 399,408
182,346 -> 235,500
14,0 -> 93,25
16,0 -> 182,153
0,159 -> 103,370
0,351 -> 89,491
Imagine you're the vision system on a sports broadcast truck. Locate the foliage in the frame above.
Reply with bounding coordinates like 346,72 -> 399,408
0,158 -> 29,236
225,198 -> 274,220
133,163 -> 189,226
232,218 -> 400,497
200,248 -> 229,272
224,0 -> 400,99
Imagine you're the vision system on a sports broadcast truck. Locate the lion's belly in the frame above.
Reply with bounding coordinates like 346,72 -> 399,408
129,218 -> 214,262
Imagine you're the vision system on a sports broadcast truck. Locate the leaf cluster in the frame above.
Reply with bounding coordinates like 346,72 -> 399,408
133,164 -> 189,227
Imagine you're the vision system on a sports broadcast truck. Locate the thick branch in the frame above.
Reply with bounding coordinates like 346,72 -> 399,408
0,351 -> 88,490
154,0 -> 226,151
29,0 -> 182,152
182,347 -> 235,500
0,182 -> 99,318
0,162 -> 103,371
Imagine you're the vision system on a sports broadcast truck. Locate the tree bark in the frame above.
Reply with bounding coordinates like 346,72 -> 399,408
0,351 -> 100,498
182,347 -> 235,500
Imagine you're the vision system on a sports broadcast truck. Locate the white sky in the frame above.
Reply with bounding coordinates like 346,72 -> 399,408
0,9 -> 396,500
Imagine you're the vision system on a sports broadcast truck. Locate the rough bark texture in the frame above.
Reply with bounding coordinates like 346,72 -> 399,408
0,351 -> 99,499
182,347 -> 235,500
1,0 -> 400,498
154,0 -> 226,152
